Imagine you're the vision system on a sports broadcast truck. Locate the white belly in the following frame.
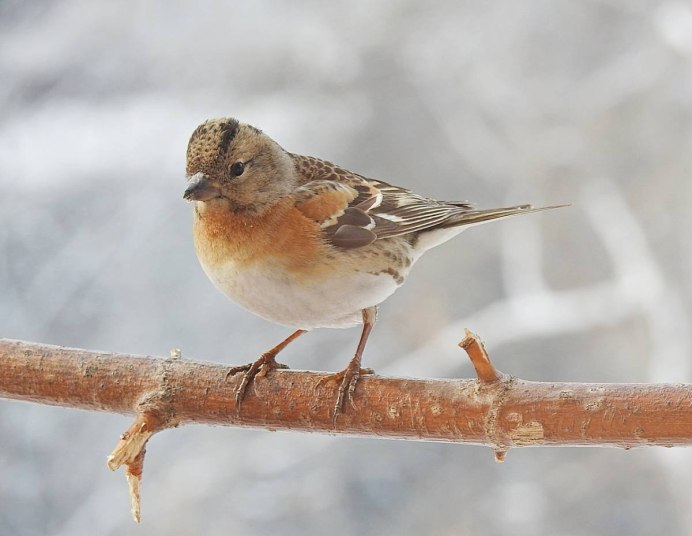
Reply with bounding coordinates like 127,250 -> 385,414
200,260 -> 399,329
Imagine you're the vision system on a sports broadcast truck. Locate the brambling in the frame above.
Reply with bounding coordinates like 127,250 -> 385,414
184,117 -> 563,418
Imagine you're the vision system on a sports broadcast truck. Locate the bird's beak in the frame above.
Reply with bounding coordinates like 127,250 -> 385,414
184,172 -> 221,201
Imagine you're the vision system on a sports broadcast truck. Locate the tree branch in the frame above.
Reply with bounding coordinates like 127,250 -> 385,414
2,333 -> 692,521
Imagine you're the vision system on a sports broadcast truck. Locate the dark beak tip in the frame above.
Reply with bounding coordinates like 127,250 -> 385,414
184,173 -> 205,201
184,173 -> 221,202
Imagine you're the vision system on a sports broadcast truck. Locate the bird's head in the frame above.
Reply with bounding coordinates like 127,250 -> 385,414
184,118 -> 296,214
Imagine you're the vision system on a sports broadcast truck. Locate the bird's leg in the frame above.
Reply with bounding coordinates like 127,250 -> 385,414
318,307 -> 377,421
226,329 -> 306,412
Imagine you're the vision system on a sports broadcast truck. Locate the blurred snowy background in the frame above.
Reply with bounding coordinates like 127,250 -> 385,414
2,0 -> 692,534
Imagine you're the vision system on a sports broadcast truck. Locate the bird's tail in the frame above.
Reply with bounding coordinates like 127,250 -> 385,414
445,203 -> 569,228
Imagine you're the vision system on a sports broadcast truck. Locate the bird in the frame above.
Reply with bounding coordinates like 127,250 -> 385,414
184,117 -> 564,419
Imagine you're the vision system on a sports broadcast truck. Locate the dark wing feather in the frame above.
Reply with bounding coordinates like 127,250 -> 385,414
292,178 -> 377,249
289,153 -> 562,249
291,153 -> 473,243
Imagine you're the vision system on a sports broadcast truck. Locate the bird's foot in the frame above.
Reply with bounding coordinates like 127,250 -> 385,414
316,361 -> 375,423
225,353 -> 289,414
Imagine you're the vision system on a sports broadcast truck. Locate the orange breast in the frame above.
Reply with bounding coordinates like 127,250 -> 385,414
192,198 -> 328,278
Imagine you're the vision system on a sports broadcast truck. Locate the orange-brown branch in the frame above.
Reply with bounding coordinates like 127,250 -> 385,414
2,336 -> 691,448
4,334 -> 692,521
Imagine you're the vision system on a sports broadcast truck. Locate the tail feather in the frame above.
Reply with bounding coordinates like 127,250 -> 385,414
445,203 -> 569,228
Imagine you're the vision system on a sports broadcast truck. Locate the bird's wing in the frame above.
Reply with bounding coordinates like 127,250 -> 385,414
291,154 -> 565,250
292,180 -> 378,249
291,154 -> 479,249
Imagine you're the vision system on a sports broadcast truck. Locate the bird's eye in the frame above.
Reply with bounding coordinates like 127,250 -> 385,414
230,161 -> 245,177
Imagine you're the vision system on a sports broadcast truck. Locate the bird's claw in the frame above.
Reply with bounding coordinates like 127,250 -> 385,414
225,363 -> 251,380
225,353 -> 289,415
316,364 -> 374,423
